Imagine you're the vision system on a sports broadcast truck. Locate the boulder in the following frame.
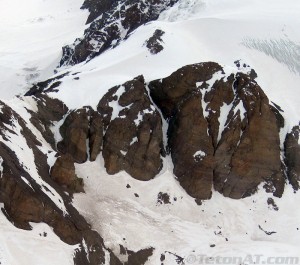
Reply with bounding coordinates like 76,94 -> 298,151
145,29 -> 165,54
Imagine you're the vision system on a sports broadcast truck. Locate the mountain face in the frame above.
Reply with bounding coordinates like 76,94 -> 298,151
60,0 -> 178,66
0,0 -> 300,264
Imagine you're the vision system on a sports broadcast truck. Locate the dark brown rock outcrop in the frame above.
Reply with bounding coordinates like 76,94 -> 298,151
50,154 -> 84,193
58,108 -> 90,163
28,94 -> 68,149
284,125 -> 300,190
0,100 -> 120,265
25,72 -> 69,96
58,107 -> 103,163
213,73 -> 285,199
98,75 -> 164,181
145,29 -> 165,55
89,110 -> 104,161
149,62 -> 286,200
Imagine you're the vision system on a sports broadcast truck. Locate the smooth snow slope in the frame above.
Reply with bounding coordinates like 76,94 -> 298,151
0,0 -> 88,98
74,156 -> 300,265
0,204 -> 76,265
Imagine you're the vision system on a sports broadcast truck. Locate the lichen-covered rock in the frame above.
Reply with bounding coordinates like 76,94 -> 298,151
98,75 -> 164,181
284,125 -> 300,190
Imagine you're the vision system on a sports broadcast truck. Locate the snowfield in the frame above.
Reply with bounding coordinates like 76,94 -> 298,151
0,0 -> 300,264
73,156 -> 300,264
0,204 -> 76,265
0,0 -> 88,98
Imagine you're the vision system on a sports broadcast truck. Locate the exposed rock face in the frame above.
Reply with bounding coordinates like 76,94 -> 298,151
213,73 -> 285,199
117,246 -> 154,265
50,154 -> 84,193
0,100 -> 114,265
145,29 -> 165,54
89,110 -> 104,161
125,248 -> 154,265
28,94 -> 68,149
98,75 -> 164,181
284,125 -> 300,190
58,108 -> 103,163
168,93 -> 215,199
25,72 -> 69,96
60,0 -> 178,66
149,62 -> 286,200
149,63 -> 221,200
58,108 -> 90,163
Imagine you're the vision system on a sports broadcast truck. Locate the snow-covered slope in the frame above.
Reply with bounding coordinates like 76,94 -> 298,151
0,0 -> 88,98
0,0 -> 300,264
73,156 -> 300,264
0,208 -> 76,265
43,0 -> 300,128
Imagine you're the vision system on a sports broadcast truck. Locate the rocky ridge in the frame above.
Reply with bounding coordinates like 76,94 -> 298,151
60,0 -> 178,66
0,0 -> 299,263
1,61 -> 299,264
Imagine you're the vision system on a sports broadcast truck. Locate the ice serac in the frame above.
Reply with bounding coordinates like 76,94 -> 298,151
98,75 -> 164,181
60,0 -> 179,66
149,62 -> 286,200
284,125 -> 300,191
